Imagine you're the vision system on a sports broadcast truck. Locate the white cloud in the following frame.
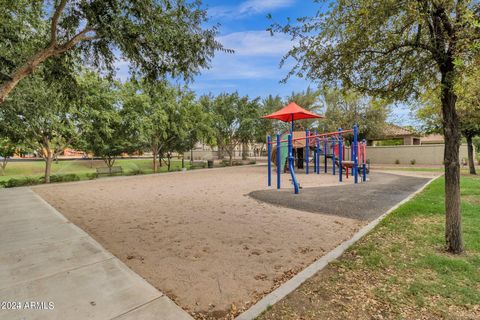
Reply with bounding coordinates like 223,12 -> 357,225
218,31 -> 294,56
209,0 -> 295,19
238,0 -> 295,14
200,30 -> 296,81
201,55 -> 279,80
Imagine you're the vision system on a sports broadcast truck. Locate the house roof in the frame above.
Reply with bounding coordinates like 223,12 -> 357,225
421,134 -> 444,144
382,124 -> 418,137
370,124 -> 421,140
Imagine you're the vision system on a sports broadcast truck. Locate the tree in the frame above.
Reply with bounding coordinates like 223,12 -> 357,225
0,138 -> 16,175
237,97 -> 261,160
120,80 -> 167,173
456,67 -> 480,175
259,95 -> 284,136
416,68 -> 480,175
76,72 -> 128,172
153,85 -> 204,171
0,0 -> 225,105
205,93 -> 259,166
182,97 -> 214,165
271,0 -> 480,253
321,87 -> 390,143
122,79 -> 210,172
1,74 -> 79,183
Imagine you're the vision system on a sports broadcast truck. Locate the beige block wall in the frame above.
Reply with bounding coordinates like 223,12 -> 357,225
365,144 -> 471,165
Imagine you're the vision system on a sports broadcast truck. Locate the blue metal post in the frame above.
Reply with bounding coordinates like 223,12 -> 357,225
338,129 -> 343,182
276,133 -> 281,189
362,139 -> 367,182
267,135 -> 271,186
313,130 -> 319,173
332,139 -> 336,176
288,134 -> 299,194
316,137 -> 320,175
324,138 -> 328,173
353,124 -> 358,184
305,129 -> 309,175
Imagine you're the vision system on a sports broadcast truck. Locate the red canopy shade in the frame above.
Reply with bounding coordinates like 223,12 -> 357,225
262,102 -> 324,122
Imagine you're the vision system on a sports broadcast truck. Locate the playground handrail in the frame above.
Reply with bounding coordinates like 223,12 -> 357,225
269,129 -> 354,144
266,125 -> 367,194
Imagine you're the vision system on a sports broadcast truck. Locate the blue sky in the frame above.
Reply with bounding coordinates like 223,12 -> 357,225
116,0 -> 414,125
190,0 -> 319,99
116,0 -> 319,98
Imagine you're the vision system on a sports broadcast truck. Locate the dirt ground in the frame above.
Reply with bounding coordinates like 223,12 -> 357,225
33,165 -> 364,319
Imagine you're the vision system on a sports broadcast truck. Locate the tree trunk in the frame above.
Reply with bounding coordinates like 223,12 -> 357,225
1,157 -> 8,175
227,150 -> 233,166
167,154 -> 171,171
242,142 -> 249,160
152,153 -> 158,173
218,146 -> 225,160
441,67 -> 463,254
152,146 -> 158,173
104,156 -> 115,174
44,154 -> 53,184
466,135 -> 476,175
41,138 -> 54,184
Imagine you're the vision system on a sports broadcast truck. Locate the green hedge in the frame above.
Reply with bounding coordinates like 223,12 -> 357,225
0,177 -> 42,188
0,173 -> 81,188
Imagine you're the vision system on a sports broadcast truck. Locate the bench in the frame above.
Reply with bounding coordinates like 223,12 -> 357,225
190,160 -> 207,169
96,166 -> 123,177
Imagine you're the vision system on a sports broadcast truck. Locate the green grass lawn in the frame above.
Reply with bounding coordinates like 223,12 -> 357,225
258,174 -> 480,319
0,158 -> 190,183
374,167 -> 445,172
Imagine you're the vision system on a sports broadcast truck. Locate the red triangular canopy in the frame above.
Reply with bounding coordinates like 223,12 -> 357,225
262,102 -> 324,122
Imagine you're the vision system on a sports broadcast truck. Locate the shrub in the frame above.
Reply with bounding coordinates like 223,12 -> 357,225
1,177 -> 42,188
49,173 -> 81,183
410,159 -> 416,165
86,173 -> 97,180
248,160 -> 257,165
395,159 -> 400,165
191,162 -> 206,169
221,160 -> 244,166
128,169 -> 144,176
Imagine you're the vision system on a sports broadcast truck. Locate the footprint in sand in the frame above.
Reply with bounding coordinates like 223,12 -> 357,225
254,273 -> 268,281
249,249 -> 261,256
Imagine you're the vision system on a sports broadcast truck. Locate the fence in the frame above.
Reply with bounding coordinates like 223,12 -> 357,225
363,144 -> 471,165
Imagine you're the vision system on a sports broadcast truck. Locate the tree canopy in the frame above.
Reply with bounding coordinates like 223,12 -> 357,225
270,0 -> 480,253
0,72 -> 80,182
0,0 -> 225,104
321,88 -> 390,142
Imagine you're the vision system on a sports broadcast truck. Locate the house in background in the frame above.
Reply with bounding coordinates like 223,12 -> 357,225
367,124 -> 422,146
420,134 -> 444,145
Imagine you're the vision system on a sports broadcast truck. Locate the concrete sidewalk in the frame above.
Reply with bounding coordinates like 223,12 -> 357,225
0,187 -> 192,320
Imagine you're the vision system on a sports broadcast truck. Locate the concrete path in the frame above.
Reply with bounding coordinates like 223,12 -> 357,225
0,187 -> 193,320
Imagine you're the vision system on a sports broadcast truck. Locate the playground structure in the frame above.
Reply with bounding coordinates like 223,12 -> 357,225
263,102 -> 368,194
267,126 -> 368,194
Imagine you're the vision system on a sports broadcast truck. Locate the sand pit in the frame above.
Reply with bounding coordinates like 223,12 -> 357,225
33,165 -> 365,319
